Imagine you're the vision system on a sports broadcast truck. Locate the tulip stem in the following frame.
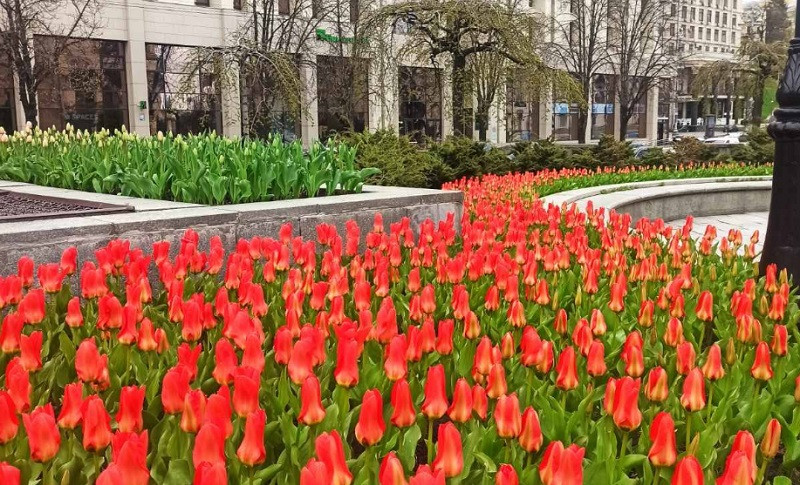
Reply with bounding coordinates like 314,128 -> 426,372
619,431 -> 629,462
427,418 -> 435,465
706,385 -> 714,422
249,466 -> 255,485
756,456 -> 770,485
685,413 -> 691,451
505,439 -> 512,465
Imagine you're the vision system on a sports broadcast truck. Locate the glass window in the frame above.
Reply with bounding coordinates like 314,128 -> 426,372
553,102 -> 580,141
279,0 -> 290,14
707,10 -> 711,21
722,30 -> 727,42
732,32 -> 736,44
240,61 -> 300,140
626,98 -> 647,139
398,66 -> 442,142
681,6 -> 687,19
36,37 -> 128,132
506,71 -> 540,142
691,7 -> 695,20
723,13 -> 727,25
699,9 -> 704,22
146,44 -> 222,135
316,55 -> 369,140
591,74 -> 615,139
0,60 -> 15,132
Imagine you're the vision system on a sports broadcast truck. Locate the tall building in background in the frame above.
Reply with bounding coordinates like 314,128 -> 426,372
669,0 -> 744,128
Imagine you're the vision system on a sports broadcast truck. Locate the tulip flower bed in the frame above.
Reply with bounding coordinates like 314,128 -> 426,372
0,174 -> 796,485
0,125 -> 378,204
443,161 -> 772,203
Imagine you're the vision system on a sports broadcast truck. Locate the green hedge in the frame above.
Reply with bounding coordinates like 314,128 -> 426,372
344,129 -> 774,189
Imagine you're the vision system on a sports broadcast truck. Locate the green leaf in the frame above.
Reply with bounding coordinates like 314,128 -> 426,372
399,424 -> 422,471
162,459 -> 192,485
473,451 -> 497,473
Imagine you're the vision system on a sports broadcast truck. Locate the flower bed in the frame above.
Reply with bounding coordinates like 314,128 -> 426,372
0,172 -> 794,484
443,162 -> 773,212
0,126 -> 378,205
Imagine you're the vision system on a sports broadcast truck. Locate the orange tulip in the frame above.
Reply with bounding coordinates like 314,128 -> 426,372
760,418 -> 781,459
750,341 -> 773,381
695,290 -> 713,321
315,431 -> 353,485
494,393 -> 521,438
648,412 -> 677,467
611,377 -> 642,431
298,375 -> 326,426
379,452 -> 408,485
519,407 -> 543,452
671,456 -> 703,485
355,389 -> 385,446
432,422 -> 463,478
701,343 -> 725,381
680,368 -> 706,412
555,346 -> 578,391
645,367 -> 669,402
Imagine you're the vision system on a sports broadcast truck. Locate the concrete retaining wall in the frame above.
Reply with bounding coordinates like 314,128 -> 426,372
542,176 -> 772,224
0,181 -> 462,274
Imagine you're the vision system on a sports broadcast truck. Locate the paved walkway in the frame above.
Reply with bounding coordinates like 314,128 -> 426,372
667,211 -> 768,253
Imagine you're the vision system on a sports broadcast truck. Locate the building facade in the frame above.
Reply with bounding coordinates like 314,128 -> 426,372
0,0 -> 662,144
668,0 -> 745,128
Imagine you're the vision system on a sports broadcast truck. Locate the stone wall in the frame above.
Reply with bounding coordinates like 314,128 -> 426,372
0,181 -> 462,274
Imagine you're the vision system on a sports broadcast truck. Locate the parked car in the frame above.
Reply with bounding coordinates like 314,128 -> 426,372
703,133 -> 748,145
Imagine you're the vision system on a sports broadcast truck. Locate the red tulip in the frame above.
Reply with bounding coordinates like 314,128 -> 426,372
540,441 -> 584,485
676,341 -> 696,375
60,247 -> 78,275
519,406 -> 543,452
241,333 -> 265,375
116,386 -> 145,433
6,358 -> 30,413
273,325 -> 293,365
0,463 -> 19,484
237,409 -> 267,466
57,382 -> 83,429
355,389 -> 385,446
701,343 -> 725,380
680,368 -> 706,411
65,297 -> 84,327
81,395 -> 112,451
335,337 -> 360,387
390,378 -> 417,428
664,317 -> 684,348
384,335 -> 408,381
422,365 -> 448,419
233,367 -> 260,417
0,392 -> 17,443
298,375 -> 326,425
409,465 -> 445,485
586,340 -> 606,376
192,422 -> 226,469
611,377 -> 642,431
177,344 -> 201,381
717,451 -> 755,485
447,378 -> 473,423
22,404 -> 60,462
432,422 -> 463,478
473,385 -> 488,420
645,367 -> 669,402
0,313 -> 23,353
193,461 -> 228,485
729,430 -> 757,481
671,456 -> 703,485
695,290 -> 713,321
75,338 -> 105,383
315,431 -> 353,485
212,339 -> 238,385
555,347 -> 578,391
161,365 -> 191,414
19,331 -> 42,372
760,418 -> 781,459
300,459 -> 331,485
18,289 -> 45,324
379,452 -> 408,485
495,464 -> 518,485
750,341 -> 773,380
638,300 -> 654,327
494,393 -> 521,438
436,320 -> 454,355
487,362 -> 508,399
648,412 -> 677,467
180,389 -> 207,433
204,387 -> 233,439
771,324 -> 788,356
110,430 -> 149,485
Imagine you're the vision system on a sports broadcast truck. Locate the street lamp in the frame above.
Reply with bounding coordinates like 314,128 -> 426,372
761,1 -> 800,279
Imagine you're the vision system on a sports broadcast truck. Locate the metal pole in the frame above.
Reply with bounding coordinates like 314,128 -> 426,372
760,0 -> 800,279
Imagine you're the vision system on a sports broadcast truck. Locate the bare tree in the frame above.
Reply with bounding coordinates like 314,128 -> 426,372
0,0 -> 102,127
366,0 -> 565,138
607,0 -> 679,140
550,0 -> 610,143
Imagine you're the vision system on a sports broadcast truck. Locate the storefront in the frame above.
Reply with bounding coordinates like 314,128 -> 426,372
398,66 -> 443,142
36,37 -> 128,132
146,44 -> 223,135
316,55 -> 369,140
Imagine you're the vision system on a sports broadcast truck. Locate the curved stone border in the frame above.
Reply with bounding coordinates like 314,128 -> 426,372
0,181 -> 462,274
542,176 -> 772,224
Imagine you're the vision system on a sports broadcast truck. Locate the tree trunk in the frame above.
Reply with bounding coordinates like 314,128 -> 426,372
752,75 -> 766,126
451,54 -> 472,138
17,77 -> 38,128
577,109 -> 588,144
619,115 -> 629,142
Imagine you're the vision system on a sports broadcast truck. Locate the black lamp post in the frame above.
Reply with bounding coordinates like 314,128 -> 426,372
760,4 -> 800,280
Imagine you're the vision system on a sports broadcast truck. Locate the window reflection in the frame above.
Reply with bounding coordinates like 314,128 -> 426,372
591,74 -> 615,140
240,63 -> 300,140
36,37 -> 128,132
506,72 -> 539,142
0,60 -> 15,131
146,44 -> 222,135
316,55 -> 369,140
398,66 -> 442,143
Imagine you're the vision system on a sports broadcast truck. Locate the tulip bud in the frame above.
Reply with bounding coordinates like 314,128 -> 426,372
680,368 -> 706,412
432,422 -> 463,478
671,456 -> 703,485
494,394 -> 521,438
519,407 -> 543,452
355,389 -> 385,446
750,341 -> 773,381
725,338 -> 736,366
648,412 -> 677,467
298,375 -> 326,426
315,431 -> 353,485
645,367 -> 669,402
380,452 -> 408,485
495,464 -> 518,485
422,365 -> 448,419
760,418 -> 781,459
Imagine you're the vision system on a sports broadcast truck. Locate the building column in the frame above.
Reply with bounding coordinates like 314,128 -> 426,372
12,71 -> 25,130
221,11 -> 241,137
646,84 -> 659,142
613,90 -> 622,140
441,73 -> 453,139
488,94 -> 504,144
124,1 -> 150,137
539,100 -> 551,139
300,56 -> 319,147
